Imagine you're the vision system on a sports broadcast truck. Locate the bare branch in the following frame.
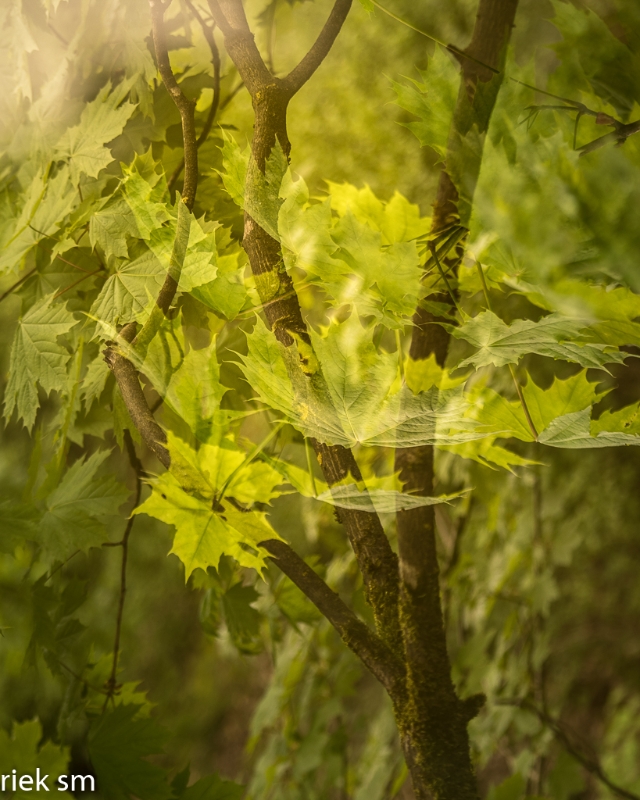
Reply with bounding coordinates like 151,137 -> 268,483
104,431 -> 144,708
281,0 -> 353,96
262,538 -> 405,699
578,119 -> 640,155
207,0 -> 272,94
497,698 -> 640,800
150,0 -> 198,210
104,338 -> 170,468
169,0 -> 223,192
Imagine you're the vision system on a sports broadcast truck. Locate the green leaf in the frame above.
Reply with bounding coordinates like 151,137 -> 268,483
315,485 -> 468,513
122,150 -> 172,240
219,134 -> 287,241
4,294 -> 77,429
393,46 -> 459,160
36,451 -> 129,560
81,354 -> 111,410
547,750 -> 585,800
88,705 -> 171,800
178,216 -> 218,292
0,168 -> 79,273
135,434 -> 285,578
275,572 -> 322,626
278,178 -> 428,328
221,582 -> 263,654
0,720 -> 71,799
452,311 -> 626,370
136,474 -> 279,579
538,408 -> 640,449
55,80 -> 136,182
90,197 -> 139,260
0,501 -> 40,553
161,335 -> 227,443
522,371 -> 603,433
326,182 -> 430,244
591,402 -> 640,436
241,314 -> 482,448
90,249 -> 166,327
179,774 -> 244,800
331,211 -> 422,325
488,773 -> 526,800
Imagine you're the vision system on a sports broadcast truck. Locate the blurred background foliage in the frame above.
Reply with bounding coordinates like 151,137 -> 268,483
0,0 -> 639,798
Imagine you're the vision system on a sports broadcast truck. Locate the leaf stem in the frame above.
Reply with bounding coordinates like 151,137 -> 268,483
475,262 -> 538,440
304,437 -> 318,498
0,267 -> 37,305
217,420 -> 285,505
368,0 -> 499,75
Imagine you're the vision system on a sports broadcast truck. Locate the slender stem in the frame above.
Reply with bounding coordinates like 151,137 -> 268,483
53,268 -> 101,299
0,267 -> 37,304
168,0 -> 222,192
217,420 -> 284,504
44,550 -> 81,584
304,437 -> 318,498
476,261 -> 538,440
104,432 -> 143,708
508,364 -> 538,440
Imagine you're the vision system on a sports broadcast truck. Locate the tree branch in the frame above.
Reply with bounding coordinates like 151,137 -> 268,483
150,0 -> 198,210
497,698 -> 640,800
169,0 -> 222,192
207,0 -> 273,94
392,1 -> 519,796
213,0 -> 402,655
106,0 -> 202,452
263,538 -> 405,698
281,0 -> 353,96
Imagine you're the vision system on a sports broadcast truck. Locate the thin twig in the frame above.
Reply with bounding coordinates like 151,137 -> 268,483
368,0 -> 499,75
103,431 -> 143,709
497,698 -> 640,800
50,654 -> 109,696
44,550 -> 81,584
0,267 -> 37,304
513,78 -> 640,155
53,268 -> 102,299
168,0 -> 222,192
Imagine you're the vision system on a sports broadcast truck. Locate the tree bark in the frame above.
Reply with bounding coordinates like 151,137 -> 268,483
393,1 -> 519,797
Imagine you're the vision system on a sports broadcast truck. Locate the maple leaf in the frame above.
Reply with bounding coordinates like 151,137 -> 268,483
88,705 -> 171,800
91,250 -> 166,327
36,451 -> 130,560
0,720 -> 71,799
451,310 -> 626,370
55,80 -> 136,182
135,434 -> 285,578
4,294 -> 78,429
241,314 -> 483,448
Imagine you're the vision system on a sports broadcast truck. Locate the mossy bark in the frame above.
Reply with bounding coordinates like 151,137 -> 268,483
211,1 -> 520,798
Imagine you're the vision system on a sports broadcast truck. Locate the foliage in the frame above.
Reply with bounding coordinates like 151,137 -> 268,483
0,0 -> 639,798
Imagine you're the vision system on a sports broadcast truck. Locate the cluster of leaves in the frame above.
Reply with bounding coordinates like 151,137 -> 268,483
1,0 -> 640,798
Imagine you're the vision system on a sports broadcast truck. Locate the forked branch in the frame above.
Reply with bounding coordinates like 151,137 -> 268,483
281,0 -> 353,96
262,538 -> 405,697
169,0 -> 222,191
